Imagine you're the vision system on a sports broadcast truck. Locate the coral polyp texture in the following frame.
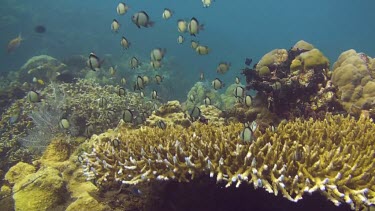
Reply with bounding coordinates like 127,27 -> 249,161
82,114 -> 375,210
332,49 -> 375,117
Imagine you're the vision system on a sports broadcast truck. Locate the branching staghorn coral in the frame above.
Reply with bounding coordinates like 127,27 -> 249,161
82,114 -> 375,210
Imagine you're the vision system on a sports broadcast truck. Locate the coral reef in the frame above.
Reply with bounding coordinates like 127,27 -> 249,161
82,113 -> 375,210
242,40 -> 338,119
12,167 -> 65,210
18,55 -> 68,83
4,162 -> 36,185
146,100 -> 191,128
221,83 -> 243,110
331,49 -> 375,117
199,105 -> 225,126
184,82 -> 222,110
0,78 -> 159,185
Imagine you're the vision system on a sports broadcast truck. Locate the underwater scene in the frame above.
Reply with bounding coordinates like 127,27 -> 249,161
1,0 -> 375,210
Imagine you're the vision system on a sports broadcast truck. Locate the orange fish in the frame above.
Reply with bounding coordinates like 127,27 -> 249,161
7,34 -> 23,53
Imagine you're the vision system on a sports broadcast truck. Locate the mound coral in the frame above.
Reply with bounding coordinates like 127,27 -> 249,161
331,49 -> 375,117
184,82 -> 222,110
19,55 -> 67,83
243,41 -> 335,119
82,114 -> 375,210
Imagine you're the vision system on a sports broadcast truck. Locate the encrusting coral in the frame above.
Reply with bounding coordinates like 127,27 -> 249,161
82,114 -> 375,210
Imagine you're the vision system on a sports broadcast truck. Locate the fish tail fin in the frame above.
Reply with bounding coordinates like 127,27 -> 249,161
200,24 -> 205,31
147,21 -> 155,27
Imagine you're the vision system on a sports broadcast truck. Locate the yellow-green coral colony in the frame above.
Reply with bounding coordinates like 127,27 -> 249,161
82,114 -> 375,210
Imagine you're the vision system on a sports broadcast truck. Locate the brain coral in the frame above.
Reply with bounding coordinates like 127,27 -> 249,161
332,49 -> 375,115
82,114 -> 375,210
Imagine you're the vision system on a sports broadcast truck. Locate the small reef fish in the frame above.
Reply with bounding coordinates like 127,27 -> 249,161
151,90 -> 158,99
200,72 -> 204,81
109,66 -> 117,76
150,48 -> 166,62
177,19 -> 188,33
123,109 -> 134,123
7,34 -> 23,53
234,86 -> 245,99
188,106 -> 201,122
203,96 -> 211,107
117,3 -> 129,15
156,120 -> 167,130
150,60 -> 162,69
133,75 -> 145,91
87,52 -> 102,71
188,17 -> 204,36
59,119 -> 70,129
111,19 -> 120,32
245,58 -> 252,66
162,8 -> 173,20
177,35 -> 184,44
235,76 -> 240,84
132,11 -> 154,28
155,75 -> 163,84
195,45 -> 210,55
202,0 -> 214,7
118,87 -> 126,96
191,40 -> 199,49
27,91 -> 39,103
217,62 -> 231,74
34,25 -> 46,33
189,94 -> 195,102
120,77 -> 127,85
33,77 -> 45,85
244,95 -> 253,107
112,138 -> 121,148
212,78 -> 225,90
121,36 -> 131,49
240,125 -> 253,143
130,57 -> 140,69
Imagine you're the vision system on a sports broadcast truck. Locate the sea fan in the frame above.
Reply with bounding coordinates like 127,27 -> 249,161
20,83 -> 77,154
20,104 -> 64,154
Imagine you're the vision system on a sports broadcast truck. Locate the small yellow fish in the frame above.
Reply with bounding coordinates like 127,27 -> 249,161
162,8 -> 173,20
120,77 -> 127,85
109,66 -> 117,76
191,40 -> 199,49
111,19 -> 120,32
7,34 -> 23,53
217,62 -> 231,74
37,79 -> 45,85
177,19 -> 188,33
195,45 -> 210,55
117,3 -> 129,15
120,36 -> 131,49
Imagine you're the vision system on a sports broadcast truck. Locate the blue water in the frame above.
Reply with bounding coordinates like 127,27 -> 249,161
1,0 -> 375,95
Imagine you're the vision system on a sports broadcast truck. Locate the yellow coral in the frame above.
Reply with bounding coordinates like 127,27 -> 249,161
292,40 -> 315,51
296,49 -> 329,71
256,49 -> 288,71
290,59 -> 302,73
82,114 -> 375,210
332,50 -> 375,115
